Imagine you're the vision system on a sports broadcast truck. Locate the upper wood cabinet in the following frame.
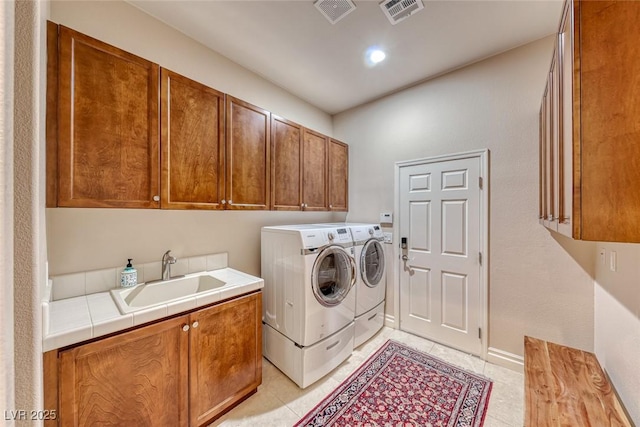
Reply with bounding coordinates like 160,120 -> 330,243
328,139 -> 349,211
47,23 -> 349,213
161,69 -> 225,210
302,128 -> 328,211
539,0 -> 640,242
56,26 -> 160,208
271,115 -> 303,210
225,96 -> 271,210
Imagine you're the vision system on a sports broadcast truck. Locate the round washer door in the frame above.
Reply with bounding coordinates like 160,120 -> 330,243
361,240 -> 385,288
312,246 -> 356,307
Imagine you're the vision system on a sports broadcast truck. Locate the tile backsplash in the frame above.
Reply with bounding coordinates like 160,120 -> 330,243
50,252 -> 228,301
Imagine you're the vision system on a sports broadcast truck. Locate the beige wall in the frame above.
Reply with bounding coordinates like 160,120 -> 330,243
594,243 -> 640,423
47,0 -> 342,277
334,36 -> 596,366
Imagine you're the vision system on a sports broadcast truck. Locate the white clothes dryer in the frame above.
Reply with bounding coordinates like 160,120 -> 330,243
261,224 -> 356,388
349,224 -> 387,347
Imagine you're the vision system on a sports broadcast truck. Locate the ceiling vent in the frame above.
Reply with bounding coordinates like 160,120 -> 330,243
379,0 -> 424,25
314,0 -> 357,25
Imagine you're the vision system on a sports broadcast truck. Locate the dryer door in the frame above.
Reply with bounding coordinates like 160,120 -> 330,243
361,240 -> 385,288
312,246 -> 356,307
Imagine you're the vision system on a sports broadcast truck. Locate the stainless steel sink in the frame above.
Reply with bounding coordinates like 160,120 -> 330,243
110,273 -> 227,314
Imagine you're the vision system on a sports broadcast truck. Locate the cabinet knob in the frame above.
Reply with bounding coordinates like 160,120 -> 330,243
228,200 -> 232,205
221,199 -> 226,205
153,195 -> 160,202
192,321 -> 199,328
182,324 -> 190,332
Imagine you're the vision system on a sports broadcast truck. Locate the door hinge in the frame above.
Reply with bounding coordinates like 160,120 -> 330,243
479,252 -> 482,266
479,176 -> 483,189
478,328 -> 482,339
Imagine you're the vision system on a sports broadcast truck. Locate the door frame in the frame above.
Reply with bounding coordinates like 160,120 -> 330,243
393,149 -> 489,359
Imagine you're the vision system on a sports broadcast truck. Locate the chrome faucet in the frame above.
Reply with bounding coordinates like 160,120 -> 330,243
161,250 -> 177,281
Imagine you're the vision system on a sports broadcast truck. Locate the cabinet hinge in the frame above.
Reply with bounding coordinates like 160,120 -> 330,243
479,252 -> 482,266
479,176 -> 483,189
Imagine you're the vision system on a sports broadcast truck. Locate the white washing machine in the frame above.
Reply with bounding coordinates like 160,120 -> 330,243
261,224 -> 357,388
349,224 -> 387,347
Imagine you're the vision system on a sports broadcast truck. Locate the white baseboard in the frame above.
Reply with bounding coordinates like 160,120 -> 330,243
487,347 -> 524,373
384,313 -> 396,329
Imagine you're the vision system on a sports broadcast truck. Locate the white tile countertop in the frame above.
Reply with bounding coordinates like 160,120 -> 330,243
42,268 -> 264,352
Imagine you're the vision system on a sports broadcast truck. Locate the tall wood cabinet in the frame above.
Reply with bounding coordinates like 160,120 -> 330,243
56,26 -> 160,208
46,292 -> 262,427
302,128 -> 328,211
161,69 -> 225,210
225,97 -> 271,210
271,115 -> 303,210
539,0 -> 640,242
328,139 -> 349,211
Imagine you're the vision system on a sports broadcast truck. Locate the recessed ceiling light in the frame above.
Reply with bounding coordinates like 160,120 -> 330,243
365,47 -> 386,67
370,49 -> 386,63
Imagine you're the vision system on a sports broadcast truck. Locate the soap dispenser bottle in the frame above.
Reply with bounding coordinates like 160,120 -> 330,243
120,259 -> 137,288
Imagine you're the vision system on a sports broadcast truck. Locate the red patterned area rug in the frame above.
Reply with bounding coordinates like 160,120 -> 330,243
295,340 -> 492,427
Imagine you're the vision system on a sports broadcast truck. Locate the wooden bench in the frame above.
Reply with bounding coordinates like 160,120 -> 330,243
524,336 -> 633,426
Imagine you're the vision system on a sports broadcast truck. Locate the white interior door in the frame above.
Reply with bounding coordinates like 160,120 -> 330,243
398,152 -> 486,356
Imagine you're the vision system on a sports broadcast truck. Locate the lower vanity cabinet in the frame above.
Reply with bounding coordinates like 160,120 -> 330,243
45,291 -> 262,427
189,292 -> 262,426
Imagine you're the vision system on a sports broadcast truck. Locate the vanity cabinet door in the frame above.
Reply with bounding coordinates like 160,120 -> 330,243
58,315 -> 189,427
161,68 -> 226,209
189,292 -> 262,426
56,26 -> 160,208
301,128 -> 328,211
328,139 -> 348,212
225,96 -> 271,210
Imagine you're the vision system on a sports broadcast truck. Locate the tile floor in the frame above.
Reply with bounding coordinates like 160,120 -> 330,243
210,327 -> 524,427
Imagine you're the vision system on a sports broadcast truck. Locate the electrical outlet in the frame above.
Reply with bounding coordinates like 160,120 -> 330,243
383,232 -> 393,244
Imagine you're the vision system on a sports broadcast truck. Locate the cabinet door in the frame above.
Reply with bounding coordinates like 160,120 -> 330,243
543,79 -> 555,230
550,54 -> 561,232
302,128 -> 328,211
161,69 -> 225,209
189,292 -> 262,426
580,1 -> 640,242
57,26 -> 160,208
58,315 -> 189,427
539,102 -> 546,223
328,139 -> 348,211
557,2 -> 575,237
539,88 -> 549,225
226,96 -> 270,210
271,115 -> 303,210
